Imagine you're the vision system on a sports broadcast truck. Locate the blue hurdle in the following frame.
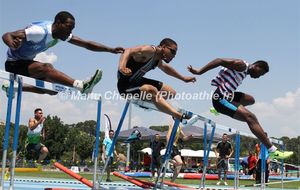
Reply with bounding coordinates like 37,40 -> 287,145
93,99 -> 102,189
154,118 -> 181,189
97,100 -> 131,188
9,77 -> 23,190
0,70 -> 101,190
0,74 -> 15,190
200,119 -> 216,189
187,114 -> 285,190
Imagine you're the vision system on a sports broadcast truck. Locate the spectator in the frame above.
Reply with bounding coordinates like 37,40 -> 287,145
214,133 -> 233,186
248,150 -> 257,179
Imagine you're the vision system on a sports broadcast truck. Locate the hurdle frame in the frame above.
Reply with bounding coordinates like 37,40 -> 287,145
0,70 -> 102,190
126,101 -> 288,190
97,100 -> 131,188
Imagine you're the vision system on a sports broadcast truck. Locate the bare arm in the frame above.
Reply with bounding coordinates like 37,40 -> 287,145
118,45 -> 155,76
28,117 -> 45,131
180,130 -> 192,141
214,146 -> 219,157
114,150 -> 119,159
188,58 -> 247,75
166,124 -> 173,143
102,144 -> 106,158
42,127 -> 46,141
2,29 -> 26,50
158,62 -> 196,83
68,35 -> 124,54
228,146 -> 234,158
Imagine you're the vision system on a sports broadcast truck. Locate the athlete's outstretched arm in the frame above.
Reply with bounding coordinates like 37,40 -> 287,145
158,61 -> 196,83
68,35 -> 124,53
188,58 -> 247,75
2,29 -> 26,50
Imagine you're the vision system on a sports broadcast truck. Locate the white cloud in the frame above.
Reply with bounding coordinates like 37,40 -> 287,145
34,52 -> 57,64
250,88 -> 300,137
273,89 -> 300,112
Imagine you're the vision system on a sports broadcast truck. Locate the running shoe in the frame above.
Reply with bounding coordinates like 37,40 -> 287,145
178,108 -> 193,124
224,181 -> 228,186
210,107 -> 220,116
82,69 -> 102,94
106,178 -> 112,182
269,150 -> 293,160
216,181 -> 221,185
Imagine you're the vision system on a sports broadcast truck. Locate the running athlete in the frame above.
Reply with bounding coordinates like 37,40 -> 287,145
118,38 -> 196,121
2,11 -> 124,95
188,58 -> 293,159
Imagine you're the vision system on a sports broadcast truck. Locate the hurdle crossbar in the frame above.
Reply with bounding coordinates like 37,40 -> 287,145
0,70 -> 100,101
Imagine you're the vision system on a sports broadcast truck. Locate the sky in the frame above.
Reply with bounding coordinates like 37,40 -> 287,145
0,1 -> 299,139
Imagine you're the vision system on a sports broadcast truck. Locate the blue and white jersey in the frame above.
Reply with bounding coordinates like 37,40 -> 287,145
211,61 -> 249,95
7,21 -> 72,61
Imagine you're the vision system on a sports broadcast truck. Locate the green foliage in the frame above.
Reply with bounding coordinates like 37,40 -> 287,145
44,115 -> 69,160
149,125 -> 169,132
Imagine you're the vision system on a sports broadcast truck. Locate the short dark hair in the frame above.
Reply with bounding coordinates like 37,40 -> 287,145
223,133 -> 227,136
159,38 -> 177,47
54,11 -> 75,24
109,129 -> 114,133
34,108 -> 42,113
253,60 -> 269,73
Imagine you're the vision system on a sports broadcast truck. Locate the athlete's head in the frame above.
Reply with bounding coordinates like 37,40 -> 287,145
109,129 -> 115,139
155,133 -> 160,141
34,108 -> 43,119
53,11 -> 75,41
159,38 -> 177,63
222,133 -> 228,142
249,60 -> 269,79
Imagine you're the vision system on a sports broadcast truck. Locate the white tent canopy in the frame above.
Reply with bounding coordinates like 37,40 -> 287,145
140,148 -> 216,158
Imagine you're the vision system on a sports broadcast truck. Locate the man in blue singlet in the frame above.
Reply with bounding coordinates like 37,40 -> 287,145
2,11 -> 124,95
26,108 -> 48,164
102,130 -> 119,182
188,58 -> 293,160
118,38 -> 196,121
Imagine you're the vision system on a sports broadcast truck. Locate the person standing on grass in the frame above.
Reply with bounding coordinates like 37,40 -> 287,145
214,133 -> 233,186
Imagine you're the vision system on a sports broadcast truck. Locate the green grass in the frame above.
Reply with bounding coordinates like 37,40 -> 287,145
14,171 -> 300,189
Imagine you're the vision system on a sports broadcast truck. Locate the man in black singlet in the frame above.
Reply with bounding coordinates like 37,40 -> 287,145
214,133 -> 233,186
118,38 -> 196,121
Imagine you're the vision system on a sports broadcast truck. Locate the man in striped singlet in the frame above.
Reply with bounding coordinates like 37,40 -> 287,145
118,38 -> 196,122
188,58 -> 293,160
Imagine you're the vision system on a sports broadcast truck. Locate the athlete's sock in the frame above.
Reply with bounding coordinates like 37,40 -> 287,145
268,145 -> 277,153
73,80 -> 83,91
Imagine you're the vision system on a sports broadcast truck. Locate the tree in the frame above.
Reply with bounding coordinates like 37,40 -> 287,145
44,115 -> 68,160
149,125 -> 169,132
74,120 -> 97,136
